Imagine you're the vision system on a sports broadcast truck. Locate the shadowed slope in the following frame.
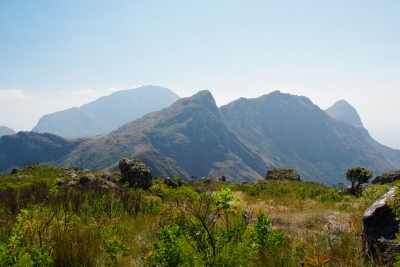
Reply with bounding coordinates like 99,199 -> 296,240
221,91 -> 395,184
64,91 -> 273,182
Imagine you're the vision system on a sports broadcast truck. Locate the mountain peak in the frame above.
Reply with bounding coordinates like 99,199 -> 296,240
0,126 -> 16,137
325,100 -> 363,127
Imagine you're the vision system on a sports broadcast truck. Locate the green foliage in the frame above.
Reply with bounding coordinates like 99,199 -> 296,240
251,211 -> 285,250
346,166 -> 373,195
0,209 -> 53,267
0,165 -> 373,267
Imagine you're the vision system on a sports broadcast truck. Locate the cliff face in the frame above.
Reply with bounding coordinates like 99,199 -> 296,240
32,86 -> 180,138
0,132 -> 85,173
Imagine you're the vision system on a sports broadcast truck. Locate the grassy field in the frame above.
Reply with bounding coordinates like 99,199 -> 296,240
0,164 -> 394,266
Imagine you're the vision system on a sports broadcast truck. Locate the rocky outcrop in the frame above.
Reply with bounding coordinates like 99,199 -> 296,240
265,168 -> 301,181
56,170 -> 121,191
362,187 -> 400,265
371,170 -> 400,185
119,158 -> 152,189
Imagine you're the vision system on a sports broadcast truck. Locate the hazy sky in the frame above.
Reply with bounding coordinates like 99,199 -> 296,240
1,1 -> 399,149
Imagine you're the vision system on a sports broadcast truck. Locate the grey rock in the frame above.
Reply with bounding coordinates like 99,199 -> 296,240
371,170 -> 400,185
362,187 -> 400,265
68,173 -> 79,180
10,168 -> 20,175
119,158 -> 152,189
79,174 -> 95,185
101,172 -> 115,182
66,181 -> 77,186
265,168 -> 301,181
164,178 -> 179,188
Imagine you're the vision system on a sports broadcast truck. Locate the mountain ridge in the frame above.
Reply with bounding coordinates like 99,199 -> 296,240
32,86 -> 180,138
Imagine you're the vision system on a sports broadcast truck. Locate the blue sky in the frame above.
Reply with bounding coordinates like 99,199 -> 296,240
1,1 -> 400,148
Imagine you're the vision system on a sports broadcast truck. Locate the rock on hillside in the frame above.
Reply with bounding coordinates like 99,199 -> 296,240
32,86 -> 180,138
63,90 -> 273,182
325,100 -> 400,168
0,132 -> 85,173
0,126 -> 16,137
220,91 -> 396,184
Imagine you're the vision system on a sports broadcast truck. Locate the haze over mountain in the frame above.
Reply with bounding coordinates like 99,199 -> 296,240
32,86 -> 180,138
325,100 -> 364,127
325,100 -> 400,169
220,91 -> 396,184
63,90 -> 272,182
0,126 -> 16,137
1,90 -> 399,184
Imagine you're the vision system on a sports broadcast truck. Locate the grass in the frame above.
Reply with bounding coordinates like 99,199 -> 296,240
0,164 -> 393,266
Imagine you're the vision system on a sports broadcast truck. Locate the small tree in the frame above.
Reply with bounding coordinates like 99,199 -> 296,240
346,166 -> 373,195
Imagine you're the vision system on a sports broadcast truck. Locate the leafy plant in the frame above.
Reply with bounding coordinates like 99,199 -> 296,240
301,254 -> 330,267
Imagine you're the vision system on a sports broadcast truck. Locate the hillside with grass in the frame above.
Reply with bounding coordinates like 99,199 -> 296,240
0,163 -> 394,266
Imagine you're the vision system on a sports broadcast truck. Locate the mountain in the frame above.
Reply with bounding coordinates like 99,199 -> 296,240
325,100 -> 400,168
0,132 -> 85,173
32,86 -> 180,138
325,100 -> 364,127
0,126 -> 16,137
220,91 -> 396,184
63,90 -> 273,182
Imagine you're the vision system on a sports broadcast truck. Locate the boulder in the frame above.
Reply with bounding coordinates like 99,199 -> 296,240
371,170 -> 400,185
265,168 -> 301,181
164,178 -> 179,188
10,168 -> 20,175
362,187 -> 400,265
79,174 -> 95,185
119,158 -> 152,189
101,172 -> 115,182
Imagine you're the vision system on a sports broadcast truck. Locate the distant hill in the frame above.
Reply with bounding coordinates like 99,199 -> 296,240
325,100 -> 400,168
325,100 -> 364,127
220,91 -> 396,184
0,126 -> 16,137
32,86 -> 180,138
63,90 -> 273,182
0,132 -> 85,173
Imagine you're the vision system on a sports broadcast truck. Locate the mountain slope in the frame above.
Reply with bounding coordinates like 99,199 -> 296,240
220,91 -> 396,184
32,86 -> 180,138
325,100 -> 400,168
64,91 -> 273,182
325,100 -> 363,127
0,132 -> 85,173
0,126 -> 16,137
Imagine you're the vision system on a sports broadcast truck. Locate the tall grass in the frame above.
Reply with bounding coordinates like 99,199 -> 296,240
0,165 -> 391,266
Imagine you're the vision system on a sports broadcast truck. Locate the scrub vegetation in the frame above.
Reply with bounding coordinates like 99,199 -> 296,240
0,164 -> 392,266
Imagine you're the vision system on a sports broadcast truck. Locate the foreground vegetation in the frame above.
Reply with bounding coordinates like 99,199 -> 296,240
0,164 -> 393,266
